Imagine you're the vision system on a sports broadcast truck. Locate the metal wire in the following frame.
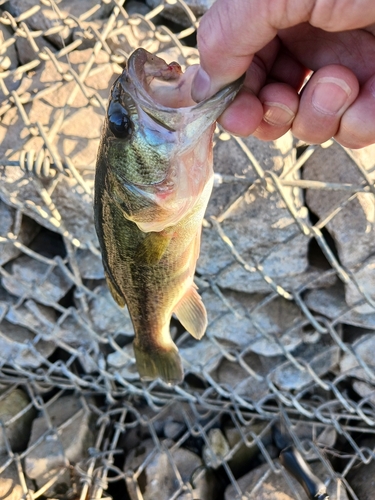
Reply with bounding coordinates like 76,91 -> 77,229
0,1 -> 374,499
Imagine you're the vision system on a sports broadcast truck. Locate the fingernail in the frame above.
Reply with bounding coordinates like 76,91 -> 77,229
263,102 -> 295,126
312,77 -> 351,115
191,67 -> 211,102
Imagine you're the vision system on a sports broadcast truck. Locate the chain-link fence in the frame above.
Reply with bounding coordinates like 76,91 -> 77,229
0,1 -> 375,499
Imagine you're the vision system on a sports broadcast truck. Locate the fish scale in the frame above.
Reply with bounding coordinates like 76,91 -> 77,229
94,48 -> 243,384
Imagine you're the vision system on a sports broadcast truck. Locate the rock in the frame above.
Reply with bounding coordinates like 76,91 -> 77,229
180,336 -> 223,375
126,1 -> 152,16
75,248 -> 104,279
0,456 -> 34,500
0,319 -> 55,368
303,142 -> 375,312
201,288 -> 303,355
340,333 -> 375,379
272,343 -> 340,391
107,343 -> 140,381
25,395 -> 95,496
224,421 -> 272,478
0,22 -> 18,71
345,254 -> 375,314
15,33 -> 56,65
305,281 -> 375,329
164,420 -> 185,440
348,455 -> 375,500
0,202 -> 39,266
107,18 -> 160,57
202,428 -> 230,468
146,0 -> 215,26
4,298 -> 56,335
285,422 -> 337,462
72,19 -> 104,50
353,380 -> 375,405
2,254 -> 72,306
88,285 -> 134,337
198,134 -> 310,294
6,0 -> 113,48
215,353 -> 274,402
125,439 -> 215,500
225,460 -> 348,500
1,172 -> 97,248
0,388 -> 35,454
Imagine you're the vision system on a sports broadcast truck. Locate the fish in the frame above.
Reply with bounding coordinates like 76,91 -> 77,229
94,48 -> 243,385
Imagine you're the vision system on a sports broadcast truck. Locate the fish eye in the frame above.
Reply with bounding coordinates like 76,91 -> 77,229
108,103 -> 132,139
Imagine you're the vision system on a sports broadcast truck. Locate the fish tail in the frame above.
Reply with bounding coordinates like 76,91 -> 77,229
133,341 -> 184,385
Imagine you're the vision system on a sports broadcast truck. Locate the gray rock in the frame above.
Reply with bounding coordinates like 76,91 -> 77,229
348,455 -> 375,500
126,1 -> 152,16
345,254 -> 375,314
202,428 -> 230,468
146,0 -> 215,25
201,288 -> 303,355
75,248 -> 104,279
126,439 -> 215,500
215,353 -> 274,402
225,460 -> 348,500
340,333 -> 375,379
164,421 -> 185,440
25,395 -> 95,495
303,142 -> 375,312
0,456 -> 34,500
0,388 -> 35,454
0,22 -> 18,71
2,254 -> 72,306
107,18 -> 160,57
107,343 -> 140,381
198,134 -> 310,294
305,281 -> 375,329
286,422 -> 337,462
0,319 -> 55,368
15,33 -> 56,65
272,344 -> 340,391
180,336 -> 223,375
223,421 -> 272,477
7,0 -> 112,48
353,380 -> 375,405
0,202 -> 39,266
89,285 -> 134,337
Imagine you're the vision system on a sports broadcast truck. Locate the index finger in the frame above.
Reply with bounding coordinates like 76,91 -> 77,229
192,0 -> 375,101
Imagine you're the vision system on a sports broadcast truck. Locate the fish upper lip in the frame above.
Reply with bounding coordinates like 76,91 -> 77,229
123,48 -> 244,117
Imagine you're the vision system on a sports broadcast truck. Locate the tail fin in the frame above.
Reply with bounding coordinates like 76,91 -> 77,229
133,341 -> 184,385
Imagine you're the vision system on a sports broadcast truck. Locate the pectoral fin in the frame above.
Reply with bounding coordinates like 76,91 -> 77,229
137,230 -> 173,265
174,286 -> 207,340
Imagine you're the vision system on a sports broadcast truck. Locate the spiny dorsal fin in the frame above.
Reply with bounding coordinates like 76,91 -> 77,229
174,286 -> 207,340
137,230 -> 172,265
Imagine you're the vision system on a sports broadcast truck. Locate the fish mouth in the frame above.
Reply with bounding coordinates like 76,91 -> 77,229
120,48 -> 244,130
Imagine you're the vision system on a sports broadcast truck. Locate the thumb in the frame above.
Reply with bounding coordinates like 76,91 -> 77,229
191,0 -> 313,102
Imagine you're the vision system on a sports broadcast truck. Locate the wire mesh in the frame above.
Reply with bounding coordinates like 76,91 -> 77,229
0,0 -> 375,499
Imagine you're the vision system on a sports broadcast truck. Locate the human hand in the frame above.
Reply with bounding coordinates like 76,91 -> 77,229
191,0 -> 375,148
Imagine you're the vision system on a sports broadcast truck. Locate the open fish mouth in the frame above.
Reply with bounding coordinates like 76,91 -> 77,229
117,48 -> 244,131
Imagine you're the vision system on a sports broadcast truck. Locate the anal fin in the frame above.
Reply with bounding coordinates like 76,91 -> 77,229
133,341 -> 183,385
174,286 -> 207,340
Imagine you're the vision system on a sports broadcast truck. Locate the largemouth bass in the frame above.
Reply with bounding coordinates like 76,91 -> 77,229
94,48 -> 242,384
